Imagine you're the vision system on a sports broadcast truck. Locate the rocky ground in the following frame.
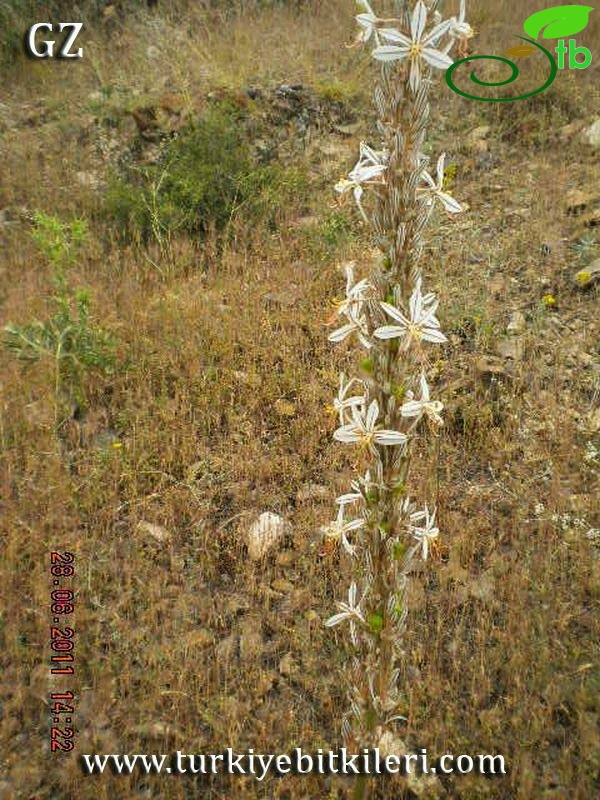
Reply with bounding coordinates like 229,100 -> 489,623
0,2 -> 598,799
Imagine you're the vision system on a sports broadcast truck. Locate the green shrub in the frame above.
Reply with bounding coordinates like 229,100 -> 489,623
104,103 -> 308,246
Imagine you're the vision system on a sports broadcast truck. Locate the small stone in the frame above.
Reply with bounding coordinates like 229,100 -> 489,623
135,521 -> 172,545
495,337 -> 524,360
507,311 -> 526,334
583,118 -> 600,146
246,512 -> 290,560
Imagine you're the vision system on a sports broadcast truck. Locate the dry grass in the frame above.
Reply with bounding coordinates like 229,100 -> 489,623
0,2 -> 598,798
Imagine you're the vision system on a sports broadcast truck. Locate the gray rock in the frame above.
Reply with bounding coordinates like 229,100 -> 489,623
583,118 -> 600,146
246,512 -> 290,560
496,338 -> 524,360
507,311 -> 526,334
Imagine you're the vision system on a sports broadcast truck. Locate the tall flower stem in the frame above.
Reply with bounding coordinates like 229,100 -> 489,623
325,0 -> 472,765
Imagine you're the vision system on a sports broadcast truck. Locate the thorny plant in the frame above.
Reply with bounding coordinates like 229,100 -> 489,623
324,0 -> 472,774
3,212 -> 115,426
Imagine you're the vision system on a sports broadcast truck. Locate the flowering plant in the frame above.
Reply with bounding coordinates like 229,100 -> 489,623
325,0 -> 471,762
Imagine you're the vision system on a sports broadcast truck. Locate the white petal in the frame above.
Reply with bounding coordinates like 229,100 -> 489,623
424,18 -> 452,46
373,325 -> 406,340
410,282 -> 423,321
379,28 -> 411,46
374,431 -> 408,445
436,153 -> 446,186
372,45 -> 409,62
438,191 -> 463,213
348,582 -> 357,606
421,170 -> 436,190
334,427 -> 361,444
421,327 -> 448,344
422,46 -> 454,70
411,1 -> 427,42
409,59 -> 421,93
328,323 -> 356,342
344,518 -> 365,532
380,301 -> 408,326
401,400 -> 423,418
357,331 -> 373,349
325,611 -> 350,627
336,492 -> 363,505
366,399 -> 379,430
341,534 -> 357,556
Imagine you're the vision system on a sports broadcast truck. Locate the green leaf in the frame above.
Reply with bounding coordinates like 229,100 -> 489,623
368,613 -> 384,634
523,5 -> 594,39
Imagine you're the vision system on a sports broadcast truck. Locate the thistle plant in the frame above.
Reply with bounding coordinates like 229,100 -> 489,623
3,212 -> 115,425
325,0 -> 471,759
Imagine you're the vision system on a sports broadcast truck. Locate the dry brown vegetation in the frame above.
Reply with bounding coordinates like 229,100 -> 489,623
0,1 -> 598,798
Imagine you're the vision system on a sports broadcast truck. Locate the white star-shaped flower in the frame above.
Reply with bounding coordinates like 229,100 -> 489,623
334,399 -> 408,452
374,277 -> 447,348
332,262 -> 374,320
354,0 -> 380,45
333,374 -> 367,425
409,506 -> 440,560
419,153 -> 463,214
335,143 -> 388,222
448,0 -> 474,42
321,505 -> 364,556
401,372 -> 444,426
328,307 -> 372,350
372,1 -> 454,93
325,581 -> 367,644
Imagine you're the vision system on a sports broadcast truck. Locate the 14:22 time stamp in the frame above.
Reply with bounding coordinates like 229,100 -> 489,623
49,551 -> 76,753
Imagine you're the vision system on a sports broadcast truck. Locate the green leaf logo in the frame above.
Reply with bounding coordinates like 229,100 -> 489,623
523,4 -> 594,39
